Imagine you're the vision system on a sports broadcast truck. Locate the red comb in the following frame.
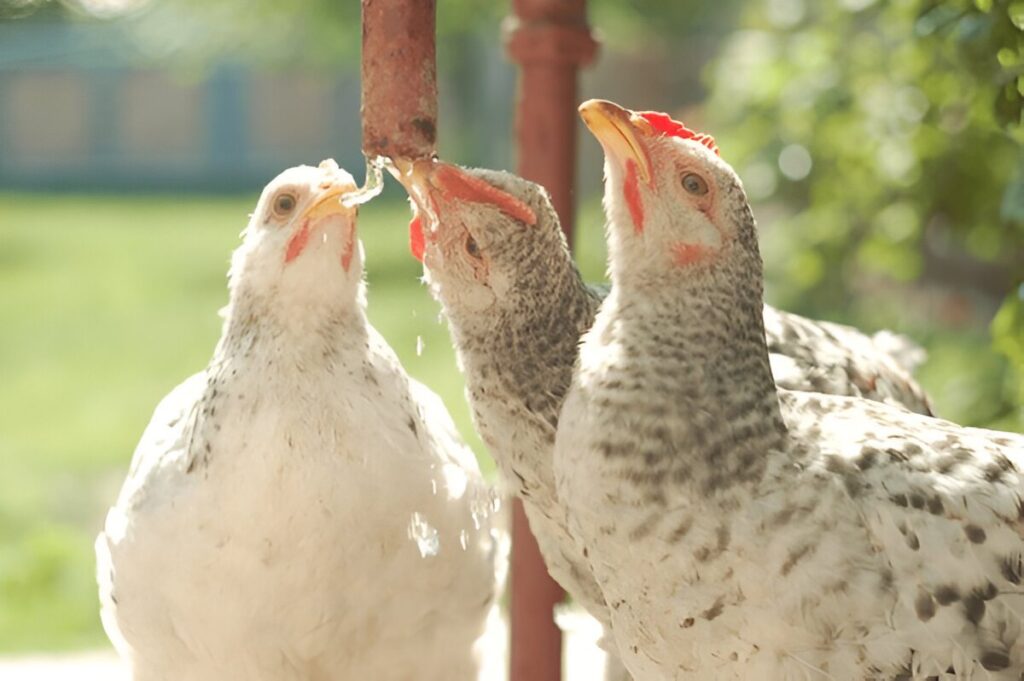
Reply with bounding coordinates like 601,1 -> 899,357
637,112 -> 719,156
432,165 -> 537,226
409,214 -> 426,263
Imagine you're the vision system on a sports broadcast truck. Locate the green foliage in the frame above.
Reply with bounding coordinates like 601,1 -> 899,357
706,0 -> 1024,429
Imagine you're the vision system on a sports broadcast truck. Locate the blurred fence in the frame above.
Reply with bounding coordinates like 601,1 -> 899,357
0,21 -> 517,192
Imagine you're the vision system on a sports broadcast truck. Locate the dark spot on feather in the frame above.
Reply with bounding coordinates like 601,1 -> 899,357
904,443 -> 922,457
1000,555 -> 1022,584
965,524 -> 987,544
702,597 -> 725,621
856,446 -> 879,470
824,579 -> 849,595
934,585 -> 959,605
824,454 -> 853,475
964,594 -> 985,625
670,517 -> 693,543
629,514 -> 661,541
886,447 -> 908,462
927,495 -> 944,515
407,417 -> 418,435
681,617 -> 694,628
890,493 -> 908,508
905,531 -> 920,551
781,543 -> 815,576
974,580 -> 998,601
909,493 -> 925,510
843,475 -> 864,498
915,588 -> 935,621
980,651 -> 1011,671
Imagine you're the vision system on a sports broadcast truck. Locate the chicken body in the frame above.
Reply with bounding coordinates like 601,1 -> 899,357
98,161 -> 498,681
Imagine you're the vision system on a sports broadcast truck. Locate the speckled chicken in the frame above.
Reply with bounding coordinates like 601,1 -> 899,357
395,158 -> 936,679
96,160 -> 499,681
554,99 -> 1024,680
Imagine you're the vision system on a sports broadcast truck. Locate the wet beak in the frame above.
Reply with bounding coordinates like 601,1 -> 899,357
302,182 -> 358,223
392,158 -> 437,216
579,99 -> 653,184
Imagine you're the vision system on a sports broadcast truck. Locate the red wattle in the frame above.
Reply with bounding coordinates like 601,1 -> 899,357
623,160 -> 645,234
284,221 -> 311,263
409,214 -> 426,263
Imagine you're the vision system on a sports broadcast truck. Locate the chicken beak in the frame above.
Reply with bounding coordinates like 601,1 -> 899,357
579,99 -> 653,184
302,182 -> 358,223
392,158 -> 437,216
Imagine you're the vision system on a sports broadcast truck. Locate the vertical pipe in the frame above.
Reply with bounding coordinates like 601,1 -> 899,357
361,0 -> 437,161
504,3 -> 598,680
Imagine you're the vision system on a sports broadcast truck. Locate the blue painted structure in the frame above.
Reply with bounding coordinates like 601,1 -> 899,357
0,21 -> 515,193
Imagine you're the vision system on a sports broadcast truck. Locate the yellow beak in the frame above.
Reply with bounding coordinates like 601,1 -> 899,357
302,182 -> 358,222
391,158 -> 437,212
578,99 -> 652,184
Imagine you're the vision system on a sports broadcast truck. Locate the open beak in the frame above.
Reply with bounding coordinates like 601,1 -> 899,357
391,159 -> 437,216
391,159 -> 440,263
579,99 -> 653,184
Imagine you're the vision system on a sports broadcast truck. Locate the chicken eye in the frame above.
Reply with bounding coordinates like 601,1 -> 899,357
682,173 -> 708,196
273,192 -> 298,217
465,234 -> 482,260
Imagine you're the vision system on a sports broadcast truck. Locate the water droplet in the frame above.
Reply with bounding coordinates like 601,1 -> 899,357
341,156 -> 386,208
430,479 -> 438,495
416,336 -> 425,356
459,530 -> 469,551
470,491 -> 497,531
407,512 -> 440,558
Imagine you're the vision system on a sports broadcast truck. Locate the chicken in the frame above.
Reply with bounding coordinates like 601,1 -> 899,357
554,99 -> 1024,680
96,160 -> 499,681
394,158 -> 936,679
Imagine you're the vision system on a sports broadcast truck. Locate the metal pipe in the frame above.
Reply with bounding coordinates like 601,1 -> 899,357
504,2 -> 598,679
361,0 -> 438,161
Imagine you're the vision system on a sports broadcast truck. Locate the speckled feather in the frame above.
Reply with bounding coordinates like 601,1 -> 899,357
96,161 -> 499,681
406,163 -> 938,679
554,127 -> 1024,681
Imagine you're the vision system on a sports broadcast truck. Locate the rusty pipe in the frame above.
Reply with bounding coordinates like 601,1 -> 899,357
504,2 -> 598,680
361,0 -> 438,161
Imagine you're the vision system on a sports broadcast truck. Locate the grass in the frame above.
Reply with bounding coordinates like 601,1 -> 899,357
0,191 -> 1016,652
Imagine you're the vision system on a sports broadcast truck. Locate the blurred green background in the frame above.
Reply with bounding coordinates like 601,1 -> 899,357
0,0 -> 1021,654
